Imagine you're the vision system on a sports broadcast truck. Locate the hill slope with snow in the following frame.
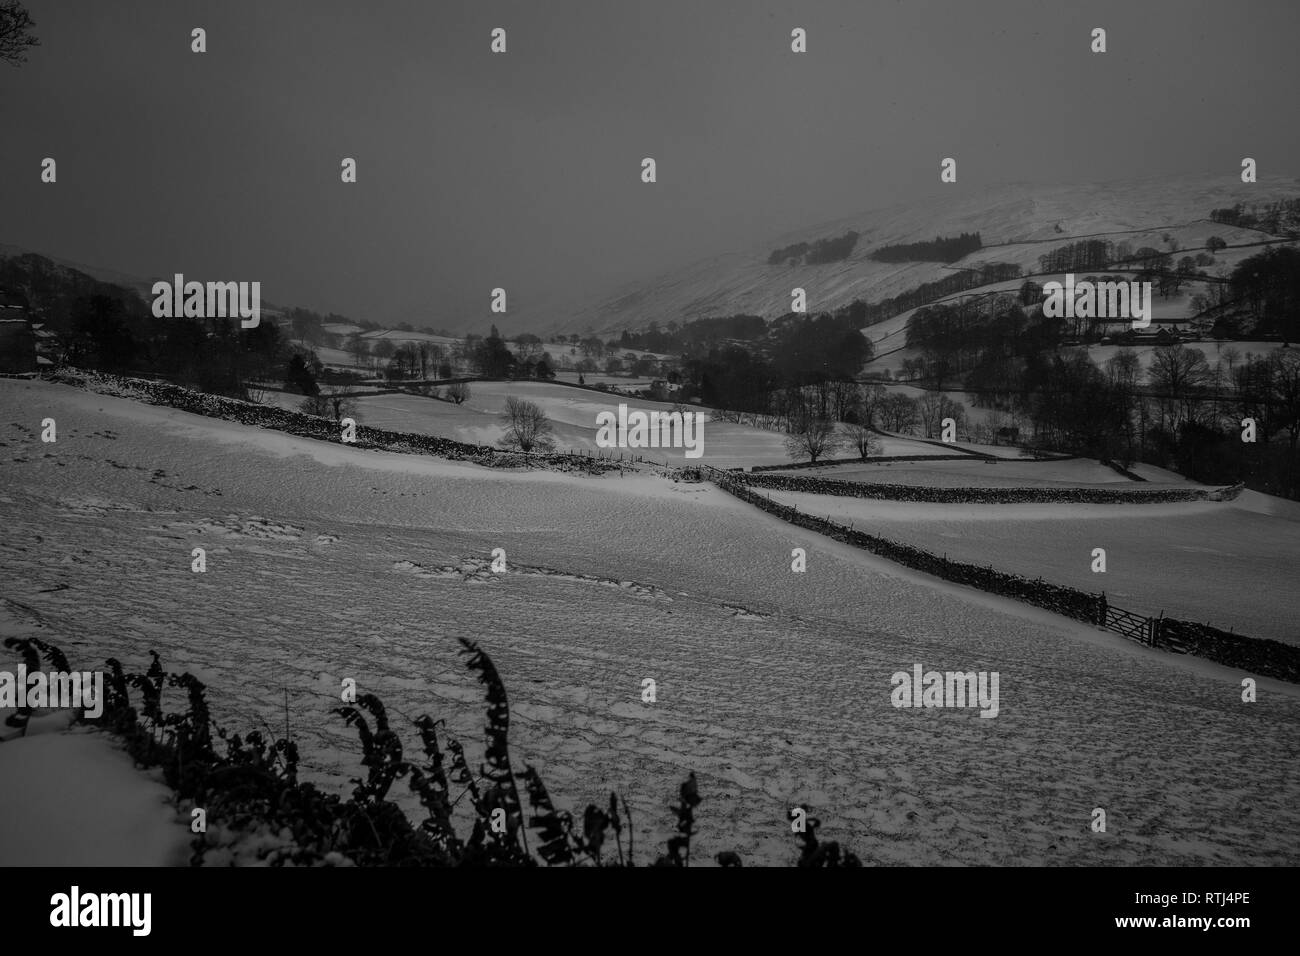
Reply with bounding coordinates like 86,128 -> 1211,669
3,378 -> 1298,865
522,175 -> 1300,336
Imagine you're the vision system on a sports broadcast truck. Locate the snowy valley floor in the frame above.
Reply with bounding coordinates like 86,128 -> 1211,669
1,378 -> 1298,865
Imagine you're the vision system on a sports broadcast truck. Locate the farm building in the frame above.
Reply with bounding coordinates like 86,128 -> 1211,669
0,289 -> 37,372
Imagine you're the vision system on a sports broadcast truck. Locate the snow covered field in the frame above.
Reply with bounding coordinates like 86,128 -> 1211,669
762,490 -> 1300,644
766,456 -> 1201,489
558,176 -> 1300,337
270,381 -> 853,468
2,377 -> 1299,865
0,726 -> 191,866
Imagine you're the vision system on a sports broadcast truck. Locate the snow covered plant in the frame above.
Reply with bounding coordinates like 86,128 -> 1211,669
8,637 -> 864,866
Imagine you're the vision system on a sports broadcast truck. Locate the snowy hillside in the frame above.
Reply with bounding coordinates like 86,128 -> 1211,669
520,175 -> 1300,336
763,490 -> 1300,644
262,380 -> 960,468
3,377 -> 1299,865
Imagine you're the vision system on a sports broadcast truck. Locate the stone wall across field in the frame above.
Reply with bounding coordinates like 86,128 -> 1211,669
32,370 -> 1294,681
735,470 -> 1232,504
700,466 -> 1298,683
45,369 -> 618,475
747,454 -> 983,472
1156,619 -> 1300,683
701,466 -> 1102,624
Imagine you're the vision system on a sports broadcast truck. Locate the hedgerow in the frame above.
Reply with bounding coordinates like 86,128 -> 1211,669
2,635 -> 863,867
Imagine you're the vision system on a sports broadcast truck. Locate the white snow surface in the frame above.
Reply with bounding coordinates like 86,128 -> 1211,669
0,728 -> 190,866
763,491 -> 1300,644
531,175 -> 1300,336
2,378 -> 1298,865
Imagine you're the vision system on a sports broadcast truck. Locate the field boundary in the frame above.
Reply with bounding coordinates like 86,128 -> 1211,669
38,369 -> 622,476
731,470 -> 1241,505
696,465 -> 1299,683
21,369 -> 1294,681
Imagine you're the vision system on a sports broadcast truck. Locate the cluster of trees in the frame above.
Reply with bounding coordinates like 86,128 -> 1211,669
886,240 -> 1300,497
768,240 -> 812,265
350,337 -> 455,381
45,293 -> 289,398
1210,200 -> 1300,237
805,230 -> 860,265
854,262 -> 1023,326
770,312 -> 874,382
779,382 -> 880,463
1226,246 -> 1300,341
339,326 -> 675,383
1036,238 -> 1116,274
767,230 -> 860,266
956,341 -> 1300,496
904,245 -> 1299,385
615,315 -> 766,355
773,381 -> 966,463
870,232 -> 982,264
465,326 -> 559,381
905,296 -> 1065,387
679,313 -> 872,412
887,340 -> 1300,499
1034,237 -> 1224,287
298,385 -> 359,424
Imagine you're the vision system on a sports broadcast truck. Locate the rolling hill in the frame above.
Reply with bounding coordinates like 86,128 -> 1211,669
517,174 -> 1300,337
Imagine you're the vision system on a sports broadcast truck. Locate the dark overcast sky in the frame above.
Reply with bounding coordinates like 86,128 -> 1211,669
4,0 -> 1299,331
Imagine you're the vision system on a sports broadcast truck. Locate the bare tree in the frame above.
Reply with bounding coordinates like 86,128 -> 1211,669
446,382 -> 470,405
829,380 -> 858,422
784,414 -> 844,464
498,396 -> 555,453
300,394 -> 331,417
918,390 -> 945,438
1271,350 -> 1300,450
300,385 -> 358,422
855,383 -> 887,426
388,345 -> 418,380
0,1 -> 39,65
844,422 -> 880,461
879,393 -> 919,433
1148,344 -> 1213,431
324,384 -> 358,422
1219,346 -> 1241,381
1105,349 -> 1142,459
347,333 -> 370,368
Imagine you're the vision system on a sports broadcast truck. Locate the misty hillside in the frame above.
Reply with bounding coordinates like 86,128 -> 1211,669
533,175 -> 1300,337
6,174 -> 1297,345
0,246 -> 287,325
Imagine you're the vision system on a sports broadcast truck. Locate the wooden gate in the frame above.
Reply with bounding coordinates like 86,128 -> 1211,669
1104,605 -> 1155,645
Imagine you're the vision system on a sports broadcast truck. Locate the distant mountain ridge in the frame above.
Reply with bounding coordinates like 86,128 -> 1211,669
0,243 -> 156,299
0,244 -> 286,320
6,173 -> 1299,339
519,174 -> 1300,337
